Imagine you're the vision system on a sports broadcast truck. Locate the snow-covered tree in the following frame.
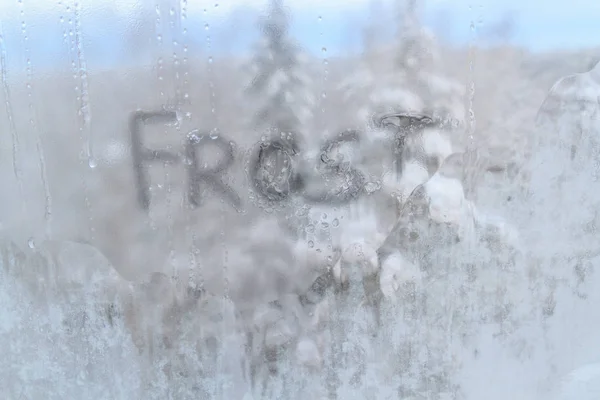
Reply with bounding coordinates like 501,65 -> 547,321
244,0 -> 315,136
338,0 -> 465,126
394,0 -> 465,123
337,48 -> 423,125
362,0 -> 386,63
396,0 -> 422,73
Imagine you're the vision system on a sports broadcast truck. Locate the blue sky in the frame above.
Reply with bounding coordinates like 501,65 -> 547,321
0,0 -> 598,72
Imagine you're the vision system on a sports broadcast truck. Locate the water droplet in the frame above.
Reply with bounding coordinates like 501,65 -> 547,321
322,213 -> 327,220
208,56 -> 213,64
321,222 -> 329,229
321,47 -> 327,53
296,207 -> 309,217
28,238 -> 35,249
209,129 -> 219,139
88,158 -> 97,169
204,23 -> 210,30
332,218 -> 339,227
318,16 -> 322,22
364,181 -> 381,193
308,240 -> 314,248
321,91 -> 327,99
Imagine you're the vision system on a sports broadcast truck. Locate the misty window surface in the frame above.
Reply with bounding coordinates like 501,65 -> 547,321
0,0 -> 600,399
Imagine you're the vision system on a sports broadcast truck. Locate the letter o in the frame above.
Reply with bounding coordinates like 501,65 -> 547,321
250,132 -> 303,202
